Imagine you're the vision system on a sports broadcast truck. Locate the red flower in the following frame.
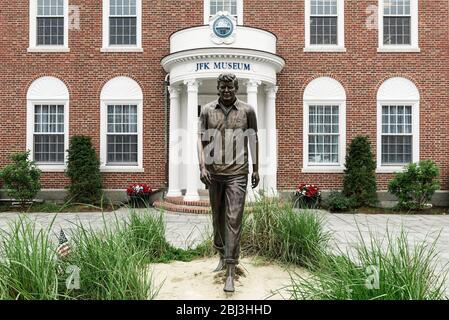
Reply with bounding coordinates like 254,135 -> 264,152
127,183 -> 152,196
295,184 -> 321,199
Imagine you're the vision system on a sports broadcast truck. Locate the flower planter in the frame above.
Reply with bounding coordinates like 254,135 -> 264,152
294,196 -> 320,209
129,194 -> 152,208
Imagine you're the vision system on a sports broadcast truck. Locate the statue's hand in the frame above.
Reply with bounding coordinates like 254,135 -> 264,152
251,172 -> 260,189
200,167 -> 212,186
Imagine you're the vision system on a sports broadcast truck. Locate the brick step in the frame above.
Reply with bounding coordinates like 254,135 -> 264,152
165,196 -> 210,207
153,200 -> 212,214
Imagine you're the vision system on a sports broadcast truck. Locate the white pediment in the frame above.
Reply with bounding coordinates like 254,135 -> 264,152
377,77 -> 420,101
303,77 -> 346,101
27,76 -> 69,100
100,77 -> 143,100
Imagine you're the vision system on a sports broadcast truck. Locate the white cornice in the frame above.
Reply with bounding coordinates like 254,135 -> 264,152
161,48 -> 285,73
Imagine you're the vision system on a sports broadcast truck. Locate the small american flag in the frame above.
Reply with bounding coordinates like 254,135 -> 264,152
58,228 -> 68,245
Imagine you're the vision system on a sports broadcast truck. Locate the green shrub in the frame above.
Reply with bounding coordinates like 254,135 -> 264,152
65,136 -> 103,204
388,160 -> 440,210
325,191 -> 356,212
241,195 -> 330,268
0,151 -> 41,210
343,136 -> 377,207
290,230 -> 448,300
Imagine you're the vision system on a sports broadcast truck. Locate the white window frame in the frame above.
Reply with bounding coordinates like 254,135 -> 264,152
304,0 -> 346,52
302,101 -> 346,173
204,0 -> 243,25
26,101 -> 69,172
100,100 -> 143,172
377,0 -> 420,52
376,101 -> 419,173
101,0 -> 143,53
28,0 -> 70,52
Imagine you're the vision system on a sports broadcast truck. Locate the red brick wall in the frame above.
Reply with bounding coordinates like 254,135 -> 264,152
0,1 -> 448,192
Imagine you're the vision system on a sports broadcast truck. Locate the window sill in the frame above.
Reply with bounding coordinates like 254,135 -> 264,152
36,165 -> 67,172
100,166 -> 144,173
302,167 -> 345,173
376,166 -> 405,174
28,47 -> 70,53
303,46 -> 347,53
101,47 -> 144,53
377,47 -> 421,53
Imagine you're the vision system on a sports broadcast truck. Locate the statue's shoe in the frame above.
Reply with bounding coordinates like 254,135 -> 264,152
223,276 -> 235,292
213,258 -> 226,272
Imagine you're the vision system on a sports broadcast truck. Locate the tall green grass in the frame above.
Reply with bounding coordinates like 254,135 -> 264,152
63,221 -> 156,300
0,216 -> 60,300
0,209 -> 216,300
241,195 -> 331,268
290,230 -> 448,300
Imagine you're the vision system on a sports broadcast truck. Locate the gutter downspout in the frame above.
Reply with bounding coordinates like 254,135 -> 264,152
163,74 -> 170,197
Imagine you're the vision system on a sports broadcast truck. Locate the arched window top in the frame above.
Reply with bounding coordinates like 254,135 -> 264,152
303,77 -> 346,101
377,77 -> 420,101
27,76 -> 69,100
100,76 -> 143,101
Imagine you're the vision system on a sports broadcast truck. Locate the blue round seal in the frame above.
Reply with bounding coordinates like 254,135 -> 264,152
213,16 -> 234,38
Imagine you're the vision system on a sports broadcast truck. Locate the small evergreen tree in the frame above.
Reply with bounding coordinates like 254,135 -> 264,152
343,136 -> 377,207
0,151 -> 41,210
65,136 -> 103,204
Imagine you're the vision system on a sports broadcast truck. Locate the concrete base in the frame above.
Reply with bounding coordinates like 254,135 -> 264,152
278,190 -> 449,208
0,188 -> 166,205
2,188 -> 448,208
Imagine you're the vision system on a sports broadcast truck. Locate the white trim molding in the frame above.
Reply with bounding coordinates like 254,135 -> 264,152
303,77 -> 347,173
204,0 -> 243,25
377,0 -> 420,53
101,0 -> 143,53
26,76 -> 70,172
304,0 -> 346,52
28,0 -> 70,52
376,77 -> 420,173
100,77 -> 144,172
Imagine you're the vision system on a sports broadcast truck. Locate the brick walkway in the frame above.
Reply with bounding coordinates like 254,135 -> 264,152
1,208 -> 448,269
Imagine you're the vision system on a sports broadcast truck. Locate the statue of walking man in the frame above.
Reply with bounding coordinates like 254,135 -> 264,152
197,73 -> 259,292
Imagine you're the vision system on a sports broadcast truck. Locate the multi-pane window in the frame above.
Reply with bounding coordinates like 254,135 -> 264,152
107,105 -> 138,164
210,0 -> 237,18
37,0 -> 64,45
310,0 -> 338,45
383,0 -> 411,45
381,105 -> 413,164
109,0 -> 137,46
308,105 -> 339,164
33,105 -> 65,163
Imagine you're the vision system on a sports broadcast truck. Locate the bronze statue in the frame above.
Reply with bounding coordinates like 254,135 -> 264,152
197,73 -> 259,292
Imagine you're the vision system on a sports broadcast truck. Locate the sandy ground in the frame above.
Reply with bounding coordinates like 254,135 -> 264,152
148,256 -> 309,300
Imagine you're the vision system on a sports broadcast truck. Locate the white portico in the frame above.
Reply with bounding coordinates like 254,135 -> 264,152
162,13 -> 285,202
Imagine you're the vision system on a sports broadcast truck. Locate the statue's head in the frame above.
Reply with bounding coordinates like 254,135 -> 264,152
217,73 -> 238,103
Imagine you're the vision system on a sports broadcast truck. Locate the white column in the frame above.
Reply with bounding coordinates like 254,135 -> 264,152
246,79 -> 261,201
166,86 -> 182,197
183,79 -> 201,202
265,85 -> 279,197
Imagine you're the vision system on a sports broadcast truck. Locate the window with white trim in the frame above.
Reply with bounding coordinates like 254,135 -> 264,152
308,105 -> 340,164
378,0 -> 419,52
305,0 -> 345,52
303,77 -> 346,173
102,0 -> 142,52
29,0 -> 69,52
26,76 -> 70,171
100,77 -> 143,172
204,0 -> 243,24
34,104 -> 65,163
381,105 -> 413,164
106,104 -> 138,164
376,77 -> 420,172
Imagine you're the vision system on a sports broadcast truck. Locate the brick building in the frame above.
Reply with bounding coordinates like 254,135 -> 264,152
0,0 -> 448,207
